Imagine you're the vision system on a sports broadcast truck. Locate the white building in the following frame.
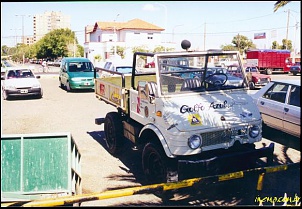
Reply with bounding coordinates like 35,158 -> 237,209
84,18 -> 175,65
33,11 -> 71,43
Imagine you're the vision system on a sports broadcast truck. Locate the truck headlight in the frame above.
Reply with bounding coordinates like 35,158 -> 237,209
249,125 -> 260,138
188,135 -> 202,149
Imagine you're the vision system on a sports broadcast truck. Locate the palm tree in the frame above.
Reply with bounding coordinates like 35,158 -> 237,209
274,1 -> 291,12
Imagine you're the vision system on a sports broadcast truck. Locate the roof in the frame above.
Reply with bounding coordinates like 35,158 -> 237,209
247,49 -> 291,53
85,25 -> 94,33
92,18 -> 164,32
62,57 -> 91,62
272,79 -> 301,86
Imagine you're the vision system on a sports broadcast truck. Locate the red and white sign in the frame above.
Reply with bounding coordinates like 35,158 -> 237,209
254,33 -> 266,39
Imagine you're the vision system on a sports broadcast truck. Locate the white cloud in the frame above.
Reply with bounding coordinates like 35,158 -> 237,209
142,4 -> 159,11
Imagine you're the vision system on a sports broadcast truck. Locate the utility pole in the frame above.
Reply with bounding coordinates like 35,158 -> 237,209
155,2 -> 167,52
113,14 -> 120,57
15,14 -> 31,64
285,9 -> 290,50
203,22 -> 206,51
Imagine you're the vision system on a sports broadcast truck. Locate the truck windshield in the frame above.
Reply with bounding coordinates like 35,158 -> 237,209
158,53 -> 247,95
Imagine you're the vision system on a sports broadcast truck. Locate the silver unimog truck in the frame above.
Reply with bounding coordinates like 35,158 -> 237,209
94,40 -> 274,185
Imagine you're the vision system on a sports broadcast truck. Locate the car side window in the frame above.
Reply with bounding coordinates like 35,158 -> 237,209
288,85 -> 300,107
262,83 -> 288,103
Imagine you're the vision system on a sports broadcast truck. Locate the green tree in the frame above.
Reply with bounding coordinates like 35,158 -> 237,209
274,1 -> 290,12
35,28 -> 79,59
221,35 -> 256,55
220,44 -> 237,51
110,46 -> 126,59
153,45 -> 174,53
271,41 -> 279,49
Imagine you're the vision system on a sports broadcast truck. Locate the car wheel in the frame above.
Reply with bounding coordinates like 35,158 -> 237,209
38,90 -> 43,99
249,82 -> 255,90
2,90 -> 8,100
104,112 -> 124,155
59,79 -> 64,89
66,81 -> 72,92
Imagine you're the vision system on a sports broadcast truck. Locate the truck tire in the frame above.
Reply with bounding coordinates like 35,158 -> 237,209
104,112 -> 124,155
266,69 -> 272,75
142,142 -> 177,184
142,142 -> 178,202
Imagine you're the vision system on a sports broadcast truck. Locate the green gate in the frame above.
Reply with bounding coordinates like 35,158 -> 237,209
1,132 -> 81,202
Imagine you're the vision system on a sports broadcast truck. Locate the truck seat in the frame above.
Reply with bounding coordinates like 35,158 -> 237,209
181,78 -> 202,91
147,81 -> 158,97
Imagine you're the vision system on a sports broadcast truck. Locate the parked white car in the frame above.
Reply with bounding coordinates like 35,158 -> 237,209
251,79 -> 300,138
1,67 -> 43,100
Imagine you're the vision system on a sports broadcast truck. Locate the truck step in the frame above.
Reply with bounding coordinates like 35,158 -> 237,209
95,118 -> 105,125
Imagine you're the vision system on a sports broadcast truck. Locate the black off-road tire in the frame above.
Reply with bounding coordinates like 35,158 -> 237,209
104,112 -> 124,155
142,142 -> 178,202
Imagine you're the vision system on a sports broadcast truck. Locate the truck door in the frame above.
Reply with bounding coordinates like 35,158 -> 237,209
129,81 -> 157,125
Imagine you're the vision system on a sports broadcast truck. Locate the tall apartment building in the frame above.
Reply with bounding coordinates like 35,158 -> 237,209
33,11 -> 71,43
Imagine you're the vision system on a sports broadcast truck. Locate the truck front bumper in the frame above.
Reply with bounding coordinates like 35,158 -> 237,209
177,143 -> 274,181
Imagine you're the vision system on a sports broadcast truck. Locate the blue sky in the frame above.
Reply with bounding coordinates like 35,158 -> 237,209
1,1 -> 301,51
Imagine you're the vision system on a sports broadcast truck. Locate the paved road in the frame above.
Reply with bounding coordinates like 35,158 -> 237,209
1,65 -> 300,206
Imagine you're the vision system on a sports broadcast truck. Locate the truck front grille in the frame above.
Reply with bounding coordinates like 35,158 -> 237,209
200,127 -> 248,147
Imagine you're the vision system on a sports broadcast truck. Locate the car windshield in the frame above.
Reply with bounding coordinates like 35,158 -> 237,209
246,67 -> 258,72
157,52 -> 246,95
7,69 -> 35,79
68,62 -> 93,72
116,66 -> 132,74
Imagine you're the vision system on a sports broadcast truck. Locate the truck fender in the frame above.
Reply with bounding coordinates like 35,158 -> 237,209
139,124 -> 175,158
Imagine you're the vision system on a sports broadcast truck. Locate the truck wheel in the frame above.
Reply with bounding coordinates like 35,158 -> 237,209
142,142 -> 178,202
266,69 -> 272,75
142,142 -> 177,184
104,112 -> 124,155
248,82 -> 255,90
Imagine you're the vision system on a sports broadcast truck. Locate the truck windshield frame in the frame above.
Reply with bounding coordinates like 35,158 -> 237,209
157,52 -> 248,95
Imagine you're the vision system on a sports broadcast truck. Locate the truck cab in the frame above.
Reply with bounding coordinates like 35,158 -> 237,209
94,41 -> 274,186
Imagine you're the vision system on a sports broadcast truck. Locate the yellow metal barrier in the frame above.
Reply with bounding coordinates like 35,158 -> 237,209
1,162 -> 299,207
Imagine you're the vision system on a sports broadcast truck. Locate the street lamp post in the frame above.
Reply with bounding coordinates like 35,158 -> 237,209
155,2 -> 167,52
172,24 -> 184,43
10,28 -> 21,46
15,14 -> 30,44
15,14 -> 31,64
289,11 -> 299,63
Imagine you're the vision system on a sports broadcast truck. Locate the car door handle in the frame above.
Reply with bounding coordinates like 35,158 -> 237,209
284,107 -> 289,112
260,101 -> 265,105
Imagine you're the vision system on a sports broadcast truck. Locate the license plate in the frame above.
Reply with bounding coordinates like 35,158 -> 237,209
20,89 -> 28,93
